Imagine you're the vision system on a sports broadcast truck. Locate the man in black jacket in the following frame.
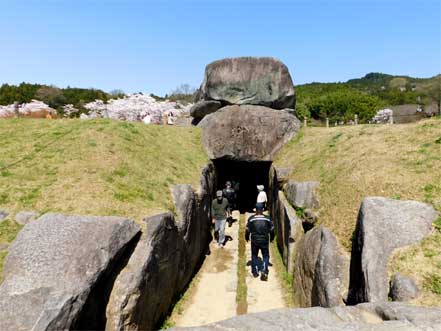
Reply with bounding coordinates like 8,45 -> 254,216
245,203 -> 275,281
223,181 -> 236,221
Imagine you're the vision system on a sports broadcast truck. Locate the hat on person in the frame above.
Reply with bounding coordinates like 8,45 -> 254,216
216,190 -> 223,198
256,202 -> 264,211
257,185 -> 264,191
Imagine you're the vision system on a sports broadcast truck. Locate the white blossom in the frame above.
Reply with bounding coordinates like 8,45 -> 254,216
83,93 -> 192,123
371,108 -> 393,124
61,104 -> 79,117
0,100 -> 56,118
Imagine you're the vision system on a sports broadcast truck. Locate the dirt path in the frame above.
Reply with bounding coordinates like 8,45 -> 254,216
173,211 -> 240,327
171,211 -> 286,328
244,212 -> 286,313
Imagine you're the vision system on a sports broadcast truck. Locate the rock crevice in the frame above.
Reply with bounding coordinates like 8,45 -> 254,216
105,163 -> 216,330
348,197 -> 437,304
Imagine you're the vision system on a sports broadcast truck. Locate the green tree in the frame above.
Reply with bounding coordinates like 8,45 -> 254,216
308,90 -> 383,123
425,76 -> 441,115
294,102 -> 310,120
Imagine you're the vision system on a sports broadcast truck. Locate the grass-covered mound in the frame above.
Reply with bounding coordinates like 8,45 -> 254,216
0,118 -> 208,280
275,118 -> 441,305
0,119 -> 208,220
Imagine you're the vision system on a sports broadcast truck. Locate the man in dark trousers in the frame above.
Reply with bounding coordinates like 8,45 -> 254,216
245,203 -> 275,281
223,181 -> 236,222
211,190 -> 229,247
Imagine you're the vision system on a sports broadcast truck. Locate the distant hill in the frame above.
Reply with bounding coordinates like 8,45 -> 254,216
296,73 -> 441,123
346,72 -> 441,93
297,72 -> 440,92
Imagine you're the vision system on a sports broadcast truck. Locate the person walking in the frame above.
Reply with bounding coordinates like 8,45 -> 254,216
245,203 -> 274,281
223,181 -> 236,221
211,190 -> 229,247
256,185 -> 267,210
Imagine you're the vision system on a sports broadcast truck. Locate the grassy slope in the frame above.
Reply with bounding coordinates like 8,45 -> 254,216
0,118 -> 208,280
275,118 -> 441,305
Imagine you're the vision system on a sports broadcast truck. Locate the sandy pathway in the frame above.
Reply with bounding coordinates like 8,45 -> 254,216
244,212 -> 286,314
173,211 -> 240,327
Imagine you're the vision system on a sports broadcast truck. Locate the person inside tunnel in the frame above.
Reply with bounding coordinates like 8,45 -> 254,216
213,159 -> 272,213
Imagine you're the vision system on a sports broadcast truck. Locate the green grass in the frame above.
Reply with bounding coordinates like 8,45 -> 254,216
0,251 -> 7,283
0,219 -> 23,282
275,118 -> 441,306
0,119 -> 208,223
0,220 -> 23,244
424,274 -> 441,296
236,214 -> 248,314
434,217 -> 441,231
271,239 -> 295,307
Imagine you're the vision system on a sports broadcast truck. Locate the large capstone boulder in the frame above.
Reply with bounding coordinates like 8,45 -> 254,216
105,213 -> 184,331
284,181 -> 320,209
199,105 -> 300,161
169,302 -> 441,331
196,57 -> 295,110
293,225 -> 349,307
0,213 -> 140,331
389,273 -> 419,302
348,197 -> 437,304
190,100 -> 223,119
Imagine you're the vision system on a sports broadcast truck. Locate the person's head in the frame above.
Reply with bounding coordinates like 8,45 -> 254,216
257,185 -> 264,192
216,190 -> 223,201
226,181 -> 231,188
255,203 -> 264,214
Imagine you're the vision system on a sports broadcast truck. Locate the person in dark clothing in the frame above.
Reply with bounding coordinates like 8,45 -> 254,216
211,190 -> 229,247
223,181 -> 236,222
245,203 -> 275,281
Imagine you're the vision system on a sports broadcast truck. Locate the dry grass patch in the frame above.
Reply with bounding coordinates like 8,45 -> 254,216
275,118 -> 441,306
390,228 -> 441,306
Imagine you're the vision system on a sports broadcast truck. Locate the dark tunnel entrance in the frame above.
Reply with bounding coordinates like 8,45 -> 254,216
213,159 -> 272,213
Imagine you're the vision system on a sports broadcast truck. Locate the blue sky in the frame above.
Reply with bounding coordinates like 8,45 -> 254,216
0,0 -> 440,95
